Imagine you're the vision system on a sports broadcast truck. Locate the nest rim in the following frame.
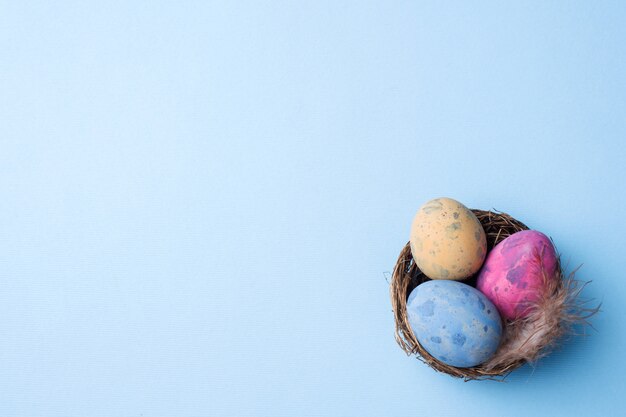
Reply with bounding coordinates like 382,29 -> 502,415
390,209 -> 553,381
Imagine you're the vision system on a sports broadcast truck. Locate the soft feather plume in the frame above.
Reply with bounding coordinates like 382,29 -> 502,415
484,254 -> 599,370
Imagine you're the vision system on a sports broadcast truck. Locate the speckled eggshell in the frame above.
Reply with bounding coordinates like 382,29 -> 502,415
407,280 -> 502,368
410,197 -> 487,280
476,230 -> 558,320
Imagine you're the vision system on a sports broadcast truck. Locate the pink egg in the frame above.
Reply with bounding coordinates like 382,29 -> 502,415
476,230 -> 558,320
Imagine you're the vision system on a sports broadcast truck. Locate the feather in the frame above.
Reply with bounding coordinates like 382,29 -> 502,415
484,259 -> 599,370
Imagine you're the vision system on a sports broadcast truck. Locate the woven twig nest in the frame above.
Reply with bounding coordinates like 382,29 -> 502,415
390,209 -> 597,381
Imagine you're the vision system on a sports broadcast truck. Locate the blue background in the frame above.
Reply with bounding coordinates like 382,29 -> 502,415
1,1 -> 625,416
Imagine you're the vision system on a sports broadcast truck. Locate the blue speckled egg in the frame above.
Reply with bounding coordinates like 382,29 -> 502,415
407,280 -> 502,368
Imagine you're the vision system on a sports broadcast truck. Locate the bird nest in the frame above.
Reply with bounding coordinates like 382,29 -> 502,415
390,209 -> 598,381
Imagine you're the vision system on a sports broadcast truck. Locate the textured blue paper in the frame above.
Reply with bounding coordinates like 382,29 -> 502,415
1,1 -> 625,416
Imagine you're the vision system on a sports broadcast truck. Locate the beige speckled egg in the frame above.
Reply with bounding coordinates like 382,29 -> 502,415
410,197 -> 487,280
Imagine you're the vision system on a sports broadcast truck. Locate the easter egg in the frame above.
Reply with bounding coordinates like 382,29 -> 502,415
407,280 -> 502,368
410,197 -> 487,280
476,230 -> 558,320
